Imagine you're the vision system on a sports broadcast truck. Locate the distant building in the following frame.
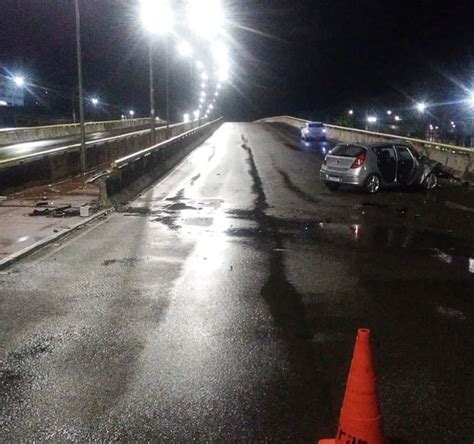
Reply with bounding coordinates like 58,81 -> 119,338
0,78 -> 24,107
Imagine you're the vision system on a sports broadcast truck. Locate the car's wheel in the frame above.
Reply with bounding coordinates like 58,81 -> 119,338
325,182 -> 340,191
364,174 -> 381,194
423,172 -> 438,190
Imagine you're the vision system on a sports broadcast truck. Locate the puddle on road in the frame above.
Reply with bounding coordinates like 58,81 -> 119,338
166,203 -> 196,211
436,305 -> 467,321
102,257 -> 143,266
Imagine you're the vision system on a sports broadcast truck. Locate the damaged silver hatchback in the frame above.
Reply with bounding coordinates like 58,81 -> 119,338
320,142 -> 439,193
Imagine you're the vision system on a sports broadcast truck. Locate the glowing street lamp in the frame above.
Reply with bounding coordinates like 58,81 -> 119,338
348,109 -> 354,115
183,113 -> 190,123
129,110 -> 135,117
416,102 -> 427,113
193,110 -> 200,120
141,0 -> 174,139
141,0 -> 174,35
468,91 -> 474,107
201,72 -> 209,81
13,75 -> 25,87
367,116 -> 377,124
91,97 -> 99,106
386,110 -> 392,115
187,0 -> 225,39
394,115 -> 401,122
177,41 -> 192,58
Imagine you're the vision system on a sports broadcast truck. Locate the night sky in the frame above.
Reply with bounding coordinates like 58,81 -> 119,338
1,0 -> 474,122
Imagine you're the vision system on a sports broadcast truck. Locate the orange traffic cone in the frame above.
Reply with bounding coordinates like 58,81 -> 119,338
318,328 -> 386,444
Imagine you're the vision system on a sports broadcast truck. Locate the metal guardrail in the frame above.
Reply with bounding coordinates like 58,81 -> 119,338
0,122 -> 181,169
257,115 -> 474,155
112,118 -> 223,170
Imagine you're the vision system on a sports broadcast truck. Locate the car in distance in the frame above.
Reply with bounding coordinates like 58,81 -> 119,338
320,142 -> 439,193
301,122 -> 327,141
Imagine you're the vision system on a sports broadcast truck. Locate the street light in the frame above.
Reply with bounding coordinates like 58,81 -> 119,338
187,0 -> 225,39
416,102 -> 427,113
140,0 -> 174,140
469,92 -> 474,107
141,0 -> 174,35
183,113 -> 190,123
348,109 -> 354,115
129,110 -> 135,117
74,0 -> 86,172
177,41 -> 193,58
367,116 -> 377,123
193,110 -> 200,121
13,75 -> 25,87
386,110 -> 392,115
394,115 -> 401,122
91,97 -> 99,106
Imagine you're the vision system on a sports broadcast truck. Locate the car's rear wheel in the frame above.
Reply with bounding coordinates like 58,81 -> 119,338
325,182 -> 340,191
423,172 -> 438,190
364,174 -> 381,194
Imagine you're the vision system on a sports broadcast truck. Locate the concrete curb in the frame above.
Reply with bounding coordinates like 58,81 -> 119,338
0,208 -> 112,270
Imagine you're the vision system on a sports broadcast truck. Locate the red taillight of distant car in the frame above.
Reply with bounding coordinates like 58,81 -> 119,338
351,151 -> 367,169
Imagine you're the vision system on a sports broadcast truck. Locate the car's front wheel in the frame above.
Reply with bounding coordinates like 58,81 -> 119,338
325,182 -> 340,191
423,172 -> 438,190
364,174 -> 381,194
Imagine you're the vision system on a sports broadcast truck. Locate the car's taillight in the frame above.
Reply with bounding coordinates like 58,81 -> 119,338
351,151 -> 366,169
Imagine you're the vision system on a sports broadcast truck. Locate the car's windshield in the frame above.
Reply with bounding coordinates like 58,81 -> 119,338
330,145 -> 366,157
308,123 -> 323,128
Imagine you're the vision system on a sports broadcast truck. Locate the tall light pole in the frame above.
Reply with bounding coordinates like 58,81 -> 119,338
74,0 -> 86,172
149,37 -> 156,142
140,0 -> 174,139
165,35 -> 170,138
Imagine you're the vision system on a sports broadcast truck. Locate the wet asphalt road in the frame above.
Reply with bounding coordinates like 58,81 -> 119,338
0,124 -> 154,162
1,122 -> 474,442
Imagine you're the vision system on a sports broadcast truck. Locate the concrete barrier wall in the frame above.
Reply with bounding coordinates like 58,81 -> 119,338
0,117 -> 154,145
101,119 -> 222,206
0,120 -> 206,194
257,116 -> 474,182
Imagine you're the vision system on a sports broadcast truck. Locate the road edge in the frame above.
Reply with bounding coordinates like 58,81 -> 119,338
0,208 -> 112,270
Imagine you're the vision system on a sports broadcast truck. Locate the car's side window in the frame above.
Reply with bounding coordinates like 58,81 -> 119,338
396,146 -> 413,162
376,146 -> 396,163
